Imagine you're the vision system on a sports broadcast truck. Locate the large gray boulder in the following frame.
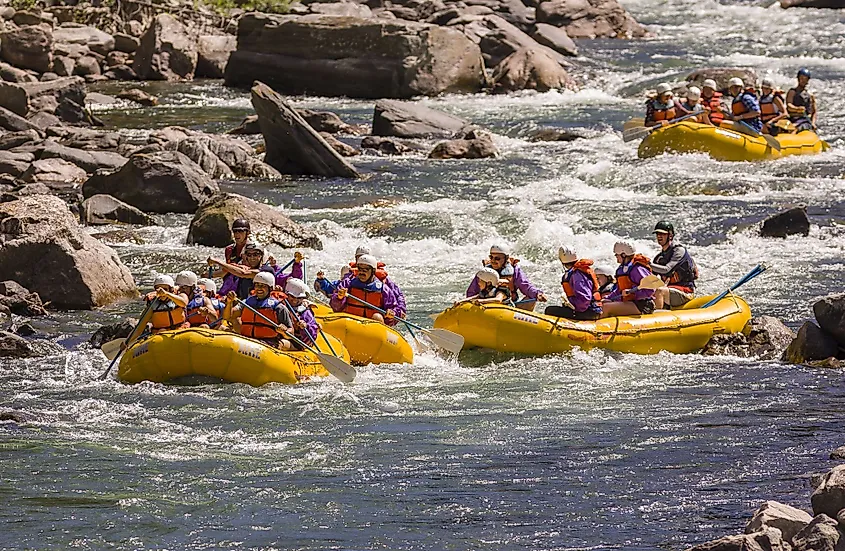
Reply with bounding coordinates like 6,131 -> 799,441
53,23 -> 114,56
814,294 -> 845,348
251,81 -> 359,178
761,206 -> 811,238
782,321 -> 840,364
0,331 -> 33,358
472,14 -> 573,70
0,194 -> 137,309
81,194 -> 155,226
0,129 -> 40,150
535,0 -> 647,39
373,99 -> 470,139
196,34 -> 236,79
0,105 -> 42,133
532,23 -> 578,57
745,501 -> 813,543
40,141 -> 128,173
429,130 -> 499,159
133,14 -> 197,81
187,193 -> 322,250
790,514 -> 842,551
224,14 -> 486,98
811,465 -> 845,518
0,25 -> 53,73
82,151 -> 218,214
492,47 -> 576,93
0,280 -> 46,317
20,158 -> 88,184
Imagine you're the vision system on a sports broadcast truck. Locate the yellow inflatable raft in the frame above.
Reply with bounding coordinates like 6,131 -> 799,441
433,294 -> 750,355
118,327 -> 350,386
312,303 -> 414,365
638,120 -> 828,161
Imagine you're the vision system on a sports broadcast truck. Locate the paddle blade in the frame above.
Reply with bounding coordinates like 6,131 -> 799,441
623,118 -> 645,132
622,126 -> 653,143
100,338 -> 125,361
423,328 -> 465,355
317,353 -> 357,383
762,134 -> 782,151
638,274 -> 666,290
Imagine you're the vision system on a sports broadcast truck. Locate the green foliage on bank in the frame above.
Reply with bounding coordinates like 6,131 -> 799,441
199,0 -> 291,15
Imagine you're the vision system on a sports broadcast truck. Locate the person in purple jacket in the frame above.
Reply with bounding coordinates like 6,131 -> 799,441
265,251 -> 304,290
283,278 -> 319,348
601,241 -> 656,318
465,244 -> 547,311
331,254 -> 399,326
545,246 -> 603,320
339,245 -> 408,319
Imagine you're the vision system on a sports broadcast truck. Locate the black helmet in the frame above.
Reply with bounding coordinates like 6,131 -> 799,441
797,68 -> 811,79
653,220 -> 674,235
232,218 -> 250,230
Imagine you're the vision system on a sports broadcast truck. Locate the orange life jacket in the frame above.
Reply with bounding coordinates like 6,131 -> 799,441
649,98 -> 676,122
561,260 -> 602,304
702,91 -> 724,124
149,298 -> 187,331
349,261 -> 389,282
345,282 -> 383,319
616,254 -> 652,302
240,296 -> 283,339
732,91 -> 758,117
760,91 -> 783,122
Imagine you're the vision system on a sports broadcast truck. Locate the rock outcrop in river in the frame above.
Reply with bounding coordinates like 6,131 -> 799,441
0,194 -> 137,309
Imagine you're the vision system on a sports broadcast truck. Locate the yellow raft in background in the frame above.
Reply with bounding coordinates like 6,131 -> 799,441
433,294 -> 750,355
638,120 -> 828,161
312,303 -> 414,365
118,327 -> 350,386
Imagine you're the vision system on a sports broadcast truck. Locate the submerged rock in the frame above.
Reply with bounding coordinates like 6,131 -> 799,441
187,192 -> 322,250
89,319 -> 135,348
251,81 -> 359,178
701,316 -> 795,360
0,195 -> 137,309
782,321 -> 840,365
745,501 -> 813,543
429,131 -> 498,159
116,88 -> 158,107
373,100 -> 469,139
82,151 -> 218,214
761,206 -> 811,238
0,331 -> 33,358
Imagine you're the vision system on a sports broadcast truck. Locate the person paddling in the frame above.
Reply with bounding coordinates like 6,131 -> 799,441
786,68 -> 817,132
208,241 -> 266,299
181,271 -> 219,328
700,79 -> 725,126
545,246 -> 602,321
726,77 -> 763,132
343,245 -> 407,319
466,244 -> 546,311
645,83 -> 676,127
455,267 -> 510,306
144,274 -> 189,333
284,278 -> 318,348
759,78 -> 788,135
649,221 -> 698,310
601,241 -> 655,318
314,266 -> 351,298
676,87 -> 707,123
331,254 -> 399,326
223,271 -> 295,349
197,278 -> 225,324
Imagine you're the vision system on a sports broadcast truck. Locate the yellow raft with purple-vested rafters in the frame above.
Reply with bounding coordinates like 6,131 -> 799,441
638,120 -> 828,161
117,327 -> 350,386
311,303 -> 414,365
432,294 -> 751,355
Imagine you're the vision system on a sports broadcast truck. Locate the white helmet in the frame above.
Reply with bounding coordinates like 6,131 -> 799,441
197,278 -> 216,295
687,86 -> 701,100
594,264 -> 616,278
285,278 -> 309,298
558,246 -> 577,264
613,241 -> 635,256
253,271 -> 275,288
340,265 -> 351,277
356,254 -> 378,269
153,274 -> 174,288
355,245 -> 371,257
489,244 -> 511,256
656,82 -> 672,95
702,79 -> 717,90
175,270 -> 198,288
728,77 -> 744,88
475,267 -> 499,286
761,77 -> 774,88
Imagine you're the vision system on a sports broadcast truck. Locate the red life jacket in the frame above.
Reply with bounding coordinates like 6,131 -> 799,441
561,260 -> 602,304
349,261 -> 389,282
760,91 -> 783,122
225,242 -> 245,265
240,296 -> 282,339
702,91 -> 724,124
185,289 -> 209,326
345,281 -> 384,319
149,297 -> 187,332
616,254 -> 652,302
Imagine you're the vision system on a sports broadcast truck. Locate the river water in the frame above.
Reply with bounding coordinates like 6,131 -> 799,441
2,1 -> 845,549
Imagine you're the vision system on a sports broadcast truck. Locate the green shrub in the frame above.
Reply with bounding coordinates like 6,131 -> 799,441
200,0 -> 291,15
